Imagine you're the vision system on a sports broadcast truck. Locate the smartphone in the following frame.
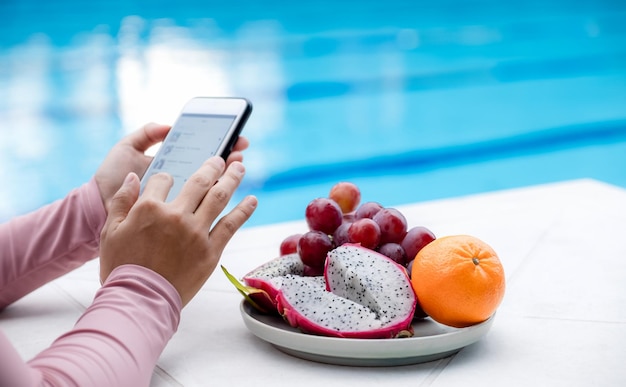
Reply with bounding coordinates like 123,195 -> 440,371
140,97 -> 252,202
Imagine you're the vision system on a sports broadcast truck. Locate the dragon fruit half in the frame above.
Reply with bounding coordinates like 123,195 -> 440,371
243,253 -> 304,303
224,244 -> 417,338
221,253 -> 304,314
275,244 -> 417,338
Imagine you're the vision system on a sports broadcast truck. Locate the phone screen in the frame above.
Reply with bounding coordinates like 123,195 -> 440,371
142,113 -> 237,201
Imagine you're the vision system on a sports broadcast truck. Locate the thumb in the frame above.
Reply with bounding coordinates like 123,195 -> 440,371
107,172 -> 140,225
99,173 -> 140,284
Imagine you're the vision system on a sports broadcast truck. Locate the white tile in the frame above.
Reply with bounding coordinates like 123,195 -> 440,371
158,291 -> 449,387
0,284 -> 83,359
5,179 -> 626,386
431,315 -> 626,387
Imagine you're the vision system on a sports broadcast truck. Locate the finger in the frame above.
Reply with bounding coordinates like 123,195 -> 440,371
226,136 -> 249,164
207,195 -> 258,256
194,161 -> 246,227
172,156 -> 225,213
140,172 -> 174,202
232,136 -> 249,152
126,122 -> 171,153
226,150 -> 244,165
104,173 -> 141,227
100,172 -> 140,284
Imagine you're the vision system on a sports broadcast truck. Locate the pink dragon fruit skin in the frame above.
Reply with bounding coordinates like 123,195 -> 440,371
242,253 -> 304,310
275,244 -> 417,339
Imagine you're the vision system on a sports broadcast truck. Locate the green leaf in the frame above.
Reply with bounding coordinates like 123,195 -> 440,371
221,265 -> 271,314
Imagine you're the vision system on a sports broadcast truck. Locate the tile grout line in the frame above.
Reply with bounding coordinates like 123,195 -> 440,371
51,282 -> 89,313
522,315 -> 626,325
153,366 -> 185,387
52,283 -> 186,386
503,205 -> 565,288
417,355 -> 456,387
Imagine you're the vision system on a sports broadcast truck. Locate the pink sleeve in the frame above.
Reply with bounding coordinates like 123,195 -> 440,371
1,264 -> 182,386
0,178 -> 106,309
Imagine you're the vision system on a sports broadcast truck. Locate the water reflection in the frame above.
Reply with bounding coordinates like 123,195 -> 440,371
0,14 -> 291,222
1,2 -> 625,226
0,31 -> 121,220
117,16 -> 234,129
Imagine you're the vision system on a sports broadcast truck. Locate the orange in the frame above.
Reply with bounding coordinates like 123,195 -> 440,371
410,235 -> 505,328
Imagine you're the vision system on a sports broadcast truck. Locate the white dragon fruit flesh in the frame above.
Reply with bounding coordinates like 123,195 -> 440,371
275,244 -> 417,338
243,253 -> 304,304
221,253 -> 304,314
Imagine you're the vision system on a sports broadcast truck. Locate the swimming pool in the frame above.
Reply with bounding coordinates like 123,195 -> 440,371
1,0 -> 625,227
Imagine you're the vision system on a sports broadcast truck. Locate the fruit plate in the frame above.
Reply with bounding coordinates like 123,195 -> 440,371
239,301 -> 494,367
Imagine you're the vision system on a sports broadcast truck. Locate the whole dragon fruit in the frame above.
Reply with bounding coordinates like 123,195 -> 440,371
276,244 -> 417,338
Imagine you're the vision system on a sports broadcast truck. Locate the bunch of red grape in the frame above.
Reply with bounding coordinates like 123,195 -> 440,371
279,182 -> 436,276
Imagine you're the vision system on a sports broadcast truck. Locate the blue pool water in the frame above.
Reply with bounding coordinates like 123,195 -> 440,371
1,0 -> 625,227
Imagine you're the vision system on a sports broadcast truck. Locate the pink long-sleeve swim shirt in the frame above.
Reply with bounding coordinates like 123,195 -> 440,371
0,179 -> 182,386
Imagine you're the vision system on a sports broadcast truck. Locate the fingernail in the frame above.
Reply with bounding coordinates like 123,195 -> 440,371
231,161 -> 245,175
124,173 -> 136,185
246,195 -> 258,208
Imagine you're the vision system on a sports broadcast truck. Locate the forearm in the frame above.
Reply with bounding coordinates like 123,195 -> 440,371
0,179 -> 106,309
18,265 -> 182,387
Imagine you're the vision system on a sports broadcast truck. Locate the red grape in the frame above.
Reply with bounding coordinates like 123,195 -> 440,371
405,258 -> 428,319
279,233 -> 302,256
297,230 -> 333,269
406,259 -> 414,276
401,226 -> 436,261
305,198 -> 343,234
413,301 -> 429,320
332,221 -> 351,247
373,208 -> 407,244
303,264 -> 324,277
348,218 -> 381,249
378,243 -> 407,266
355,201 -> 383,219
329,182 -> 361,214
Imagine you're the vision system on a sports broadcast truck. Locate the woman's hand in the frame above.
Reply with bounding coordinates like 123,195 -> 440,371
94,122 -> 250,213
98,156 -> 257,306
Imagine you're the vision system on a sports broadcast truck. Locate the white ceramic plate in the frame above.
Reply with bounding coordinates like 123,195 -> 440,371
240,301 -> 494,366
